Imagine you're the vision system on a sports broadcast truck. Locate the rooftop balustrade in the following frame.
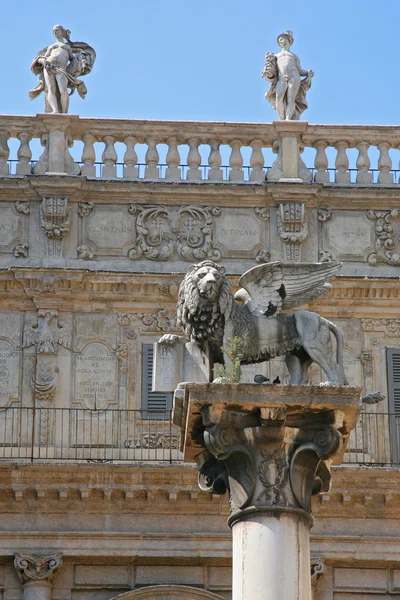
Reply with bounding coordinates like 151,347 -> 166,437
1,113 -> 400,184
0,406 -> 398,467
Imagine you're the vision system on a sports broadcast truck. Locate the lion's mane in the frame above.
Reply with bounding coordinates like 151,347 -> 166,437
177,261 -> 233,350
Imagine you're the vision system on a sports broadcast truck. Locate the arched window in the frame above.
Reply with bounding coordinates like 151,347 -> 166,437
110,585 -> 225,600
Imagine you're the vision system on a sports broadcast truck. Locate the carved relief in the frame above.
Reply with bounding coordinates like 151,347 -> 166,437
256,249 -> 271,263
118,310 -> 176,334
0,339 -> 21,408
367,208 -> 400,266
126,432 -> 181,450
33,355 -> 58,403
40,197 -> 71,256
13,243 -> 28,257
362,319 -> 400,337
23,310 -> 71,354
14,553 -> 62,584
15,201 -> 30,215
317,208 -> 332,222
310,558 -> 325,592
255,207 -> 270,221
128,204 -> 221,261
360,350 -> 373,378
318,250 -> 333,262
277,203 -> 308,261
78,202 -> 94,218
77,244 -> 93,259
257,446 -> 289,505
0,206 -> 24,253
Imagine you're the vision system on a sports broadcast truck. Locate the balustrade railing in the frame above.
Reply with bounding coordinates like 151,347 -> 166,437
2,114 -> 400,184
0,406 -> 398,466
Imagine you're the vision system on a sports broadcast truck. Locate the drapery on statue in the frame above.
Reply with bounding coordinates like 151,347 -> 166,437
261,30 -> 313,120
160,260 -> 348,385
29,25 -> 96,113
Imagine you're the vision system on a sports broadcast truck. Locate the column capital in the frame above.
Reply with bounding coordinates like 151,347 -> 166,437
175,383 -> 360,527
14,554 -> 62,585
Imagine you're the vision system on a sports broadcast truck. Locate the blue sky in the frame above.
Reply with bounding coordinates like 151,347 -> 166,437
1,0 -> 399,125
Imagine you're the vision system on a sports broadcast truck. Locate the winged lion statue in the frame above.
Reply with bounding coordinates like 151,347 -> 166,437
159,259 -> 348,386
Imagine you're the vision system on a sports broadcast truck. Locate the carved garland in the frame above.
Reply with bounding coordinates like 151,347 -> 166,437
127,204 -> 221,261
367,208 -> 400,266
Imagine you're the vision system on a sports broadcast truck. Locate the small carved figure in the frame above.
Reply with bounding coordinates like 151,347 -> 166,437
261,30 -> 313,120
29,25 -> 96,113
160,260 -> 347,385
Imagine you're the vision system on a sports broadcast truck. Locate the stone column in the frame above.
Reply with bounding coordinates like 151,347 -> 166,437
175,384 -> 360,600
14,554 -> 62,600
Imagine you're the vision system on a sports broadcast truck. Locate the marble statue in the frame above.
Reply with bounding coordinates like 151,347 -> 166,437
29,25 -> 96,113
160,260 -> 348,385
261,30 -> 313,120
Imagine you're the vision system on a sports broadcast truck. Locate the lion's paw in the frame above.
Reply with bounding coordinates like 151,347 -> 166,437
158,334 -> 182,346
319,381 -> 339,387
212,376 -> 230,384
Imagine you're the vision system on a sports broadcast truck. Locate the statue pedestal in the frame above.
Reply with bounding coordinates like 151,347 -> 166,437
174,383 -> 360,600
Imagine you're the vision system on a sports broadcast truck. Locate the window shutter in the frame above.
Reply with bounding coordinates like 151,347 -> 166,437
142,344 -> 173,417
387,349 -> 400,415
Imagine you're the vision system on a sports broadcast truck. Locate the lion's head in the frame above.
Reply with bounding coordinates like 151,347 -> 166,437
177,261 -> 233,345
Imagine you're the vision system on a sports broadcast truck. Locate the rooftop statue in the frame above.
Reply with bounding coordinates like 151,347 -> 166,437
261,30 -> 313,120
160,260 -> 348,385
29,25 -> 96,114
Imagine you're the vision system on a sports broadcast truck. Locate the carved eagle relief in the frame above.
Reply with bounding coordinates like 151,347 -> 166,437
23,312 -> 71,354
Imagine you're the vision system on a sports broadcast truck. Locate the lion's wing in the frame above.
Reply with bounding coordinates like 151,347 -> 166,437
238,261 -> 342,316
280,262 -> 342,309
238,262 -> 285,317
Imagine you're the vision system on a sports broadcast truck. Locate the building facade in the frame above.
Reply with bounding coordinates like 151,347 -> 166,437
0,114 -> 398,599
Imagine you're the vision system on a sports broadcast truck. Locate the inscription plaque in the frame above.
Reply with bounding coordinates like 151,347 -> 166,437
215,210 -> 261,255
73,343 -> 117,410
0,340 -> 20,407
86,209 -> 135,252
326,214 -> 372,259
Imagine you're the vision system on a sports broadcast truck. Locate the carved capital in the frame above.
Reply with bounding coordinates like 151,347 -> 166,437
194,396 -> 347,526
14,553 -> 62,585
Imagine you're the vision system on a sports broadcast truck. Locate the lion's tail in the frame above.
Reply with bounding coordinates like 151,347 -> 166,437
328,321 -> 349,385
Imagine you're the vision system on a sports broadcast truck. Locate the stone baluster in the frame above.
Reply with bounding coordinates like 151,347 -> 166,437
81,134 -> 97,177
208,139 -> 223,181
102,136 -> 117,178
250,139 -> 265,182
14,554 -> 62,600
313,140 -> 329,183
229,139 -> 244,181
187,138 -> 202,181
356,141 -> 372,184
0,132 -> 10,175
123,136 -> 138,178
16,133 -> 32,175
165,136 -> 181,180
377,142 -> 393,184
144,137 -> 159,179
334,141 -> 350,184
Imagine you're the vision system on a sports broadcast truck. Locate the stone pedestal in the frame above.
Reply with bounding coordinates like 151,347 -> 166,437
174,383 -> 360,600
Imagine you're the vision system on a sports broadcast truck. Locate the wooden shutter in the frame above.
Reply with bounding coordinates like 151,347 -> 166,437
141,344 -> 173,417
387,349 -> 400,415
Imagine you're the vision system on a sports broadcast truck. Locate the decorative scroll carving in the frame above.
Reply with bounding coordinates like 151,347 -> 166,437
40,197 -> 71,256
255,207 -> 270,221
362,318 -> 400,337
136,310 -> 176,332
318,250 -> 333,262
14,553 -> 62,584
310,558 -> 325,592
277,203 -> 308,261
127,204 -> 221,261
77,244 -> 93,259
317,208 -> 332,222
15,201 -> 30,215
13,243 -> 28,257
78,202 -> 94,217
360,350 -> 373,377
367,208 -> 400,266
23,310 -> 71,354
158,281 -> 180,299
117,313 -> 130,327
255,249 -> 271,263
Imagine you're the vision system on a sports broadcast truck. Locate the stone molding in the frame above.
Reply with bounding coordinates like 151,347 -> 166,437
14,553 -> 62,584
